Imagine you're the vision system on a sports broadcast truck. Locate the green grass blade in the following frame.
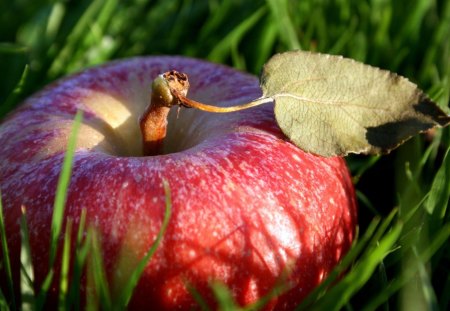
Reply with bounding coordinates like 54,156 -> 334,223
34,270 -> 54,311
424,147 -> 450,218
0,288 -> 9,310
198,1 -> 237,40
49,110 -> 83,267
265,0 -> 301,50
439,272 -> 450,310
356,190 -> 379,216
297,211 -> 395,310
395,0 -> 432,47
186,283 -> 211,311
19,208 -> 35,311
415,247 -> 438,310
308,223 -> 403,311
207,7 -> 267,66
419,224 -> 450,264
0,192 -> 15,310
0,65 -> 29,117
61,0 -> 119,72
243,282 -> 287,311
47,0 -> 103,77
188,263 -> 287,311
48,0 -> 118,77
210,282 -> 240,311
115,180 -> 172,310
33,111 -> 82,311
0,42 -> 28,54
66,209 -> 88,311
86,230 -> 111,311
250,15 -> 278,72
362,224 -> 450,311
348,155 -> 381,185
367,208 -> 399,250
58,220 -> 72,311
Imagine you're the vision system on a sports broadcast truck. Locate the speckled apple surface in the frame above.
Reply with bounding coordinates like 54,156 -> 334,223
0,57 -> 357,310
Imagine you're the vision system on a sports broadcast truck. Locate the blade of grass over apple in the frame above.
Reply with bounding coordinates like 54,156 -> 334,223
66,209 -> 88,311
86,228 -> 112,311
34,270 -> 54,311
49,110 -> 83,267
243,280 -> 289,311
261,50 -> 450,157
20,207 -> 35,311
0,192 -> 16,310
115,180 -> 172,310
188,266 -> 288,311
210,282 -> 239,311
186,284 -> 210,311
33,111 -> 82,310
58,220 -> 72,311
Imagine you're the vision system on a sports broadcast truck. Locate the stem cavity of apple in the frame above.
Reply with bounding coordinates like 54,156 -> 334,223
140,70 -> 271,156
139,71 -> 189,156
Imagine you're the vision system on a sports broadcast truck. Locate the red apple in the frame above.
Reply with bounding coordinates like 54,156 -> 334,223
0,56 -> 357,310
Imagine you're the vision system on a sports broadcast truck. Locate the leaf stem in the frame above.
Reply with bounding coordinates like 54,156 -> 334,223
175,93 -> 272,113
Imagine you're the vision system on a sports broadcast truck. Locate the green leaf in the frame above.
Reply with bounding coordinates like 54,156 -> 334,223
260,50 -> 450,157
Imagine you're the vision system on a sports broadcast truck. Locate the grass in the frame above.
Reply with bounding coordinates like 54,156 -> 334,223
0,0 -> 449,310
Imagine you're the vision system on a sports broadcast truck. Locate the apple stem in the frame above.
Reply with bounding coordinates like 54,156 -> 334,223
140,71 -> 190,156
140,70 -> 271,156
139,103 -> 171,156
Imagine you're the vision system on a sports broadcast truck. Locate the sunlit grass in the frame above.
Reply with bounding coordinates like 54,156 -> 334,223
1,0 -> 449,310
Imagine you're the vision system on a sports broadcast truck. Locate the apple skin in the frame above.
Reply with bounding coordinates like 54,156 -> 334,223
0,57 -> 357,310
